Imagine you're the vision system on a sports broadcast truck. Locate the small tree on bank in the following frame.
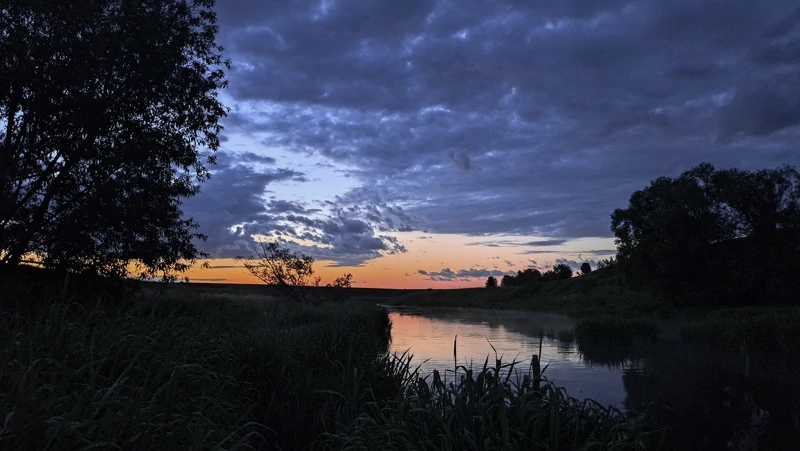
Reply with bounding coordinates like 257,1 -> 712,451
580,262 -> 592,275
485,276 -> 498,288
237,242 -> 353,303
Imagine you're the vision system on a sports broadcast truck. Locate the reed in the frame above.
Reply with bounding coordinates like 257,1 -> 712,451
319,337 -> 664,450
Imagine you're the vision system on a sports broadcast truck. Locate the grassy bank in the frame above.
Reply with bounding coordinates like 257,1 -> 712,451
387,268 -> 663,317
0,285 -> 660,450
679,307 -> 800,355
386,266 -> 800,355
0,292 -> 395,450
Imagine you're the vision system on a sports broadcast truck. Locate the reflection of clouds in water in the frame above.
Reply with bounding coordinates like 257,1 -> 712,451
387,307 -> 630,408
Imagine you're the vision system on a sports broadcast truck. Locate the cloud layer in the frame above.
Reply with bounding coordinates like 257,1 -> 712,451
183,151 -> 409,266
185,0 -> 800,271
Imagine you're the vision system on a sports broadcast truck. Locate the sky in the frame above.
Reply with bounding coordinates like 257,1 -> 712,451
183,0 -> 800,288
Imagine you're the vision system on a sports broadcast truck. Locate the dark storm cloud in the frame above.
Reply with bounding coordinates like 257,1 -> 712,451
213,0 -> 800,241
183,151 -> 409,266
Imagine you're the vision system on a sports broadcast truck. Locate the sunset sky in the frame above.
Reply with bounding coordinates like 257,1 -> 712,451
184,0 -> 800,288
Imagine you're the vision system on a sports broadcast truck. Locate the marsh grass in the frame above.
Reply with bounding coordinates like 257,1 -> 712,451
320,338 -> 665,450
0,294 -> 395,451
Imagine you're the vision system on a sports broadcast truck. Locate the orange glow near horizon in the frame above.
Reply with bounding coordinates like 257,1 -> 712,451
184,232 -> 616,289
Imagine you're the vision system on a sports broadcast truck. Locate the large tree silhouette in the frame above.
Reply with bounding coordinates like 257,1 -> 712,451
0,0 -> 229,280
611,163 -> 800,303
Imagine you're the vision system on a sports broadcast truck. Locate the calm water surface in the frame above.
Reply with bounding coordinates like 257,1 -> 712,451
385,305 -> 800,450
387,306 -> 635,408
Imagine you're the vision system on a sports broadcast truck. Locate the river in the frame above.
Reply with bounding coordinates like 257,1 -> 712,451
385,305 -> 800,450
387,305 -> 632,408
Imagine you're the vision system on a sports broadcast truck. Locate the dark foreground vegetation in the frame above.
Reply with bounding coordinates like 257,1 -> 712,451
0,270 -> 662,450
1,0 -> 797,448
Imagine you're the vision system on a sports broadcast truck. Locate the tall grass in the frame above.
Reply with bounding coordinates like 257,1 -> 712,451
320,344 -> 664,450
0,294 -> 395,450
0,291 -> 663,450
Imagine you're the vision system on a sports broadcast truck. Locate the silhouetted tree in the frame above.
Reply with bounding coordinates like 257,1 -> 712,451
611,163 -> 800,303
580,262 -> 592,275
517,268 -> 542,285
325,273 -> 353,302
711,166 -> 800,240
500,274 -> 515,287
542,264 -> 573,281
238,242 -> 353,303
0,0 -> 229,280
485,276 -> 498,288
553,263 -> 574,280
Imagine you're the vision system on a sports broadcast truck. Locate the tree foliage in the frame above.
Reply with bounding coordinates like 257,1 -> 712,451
485,276 -> 497,288
596,256 -> 617,270
501,268 -> 541,287
543,263 -> 573,281
580,262 -> 592,275
611,163 -> 800,304
0,0 -> 229,280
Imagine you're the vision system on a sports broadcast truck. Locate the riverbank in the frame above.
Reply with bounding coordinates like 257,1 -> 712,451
387,267 -> 664,317
385,267 -> 800,355
0,283 -> 659,450
0,291 -> 394,450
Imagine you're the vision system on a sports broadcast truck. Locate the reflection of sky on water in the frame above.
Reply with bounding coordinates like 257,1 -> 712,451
387,307 -> 635,409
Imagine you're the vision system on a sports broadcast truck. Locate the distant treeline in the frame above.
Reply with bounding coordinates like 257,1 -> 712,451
493,264 -> 574,287
486,163 -> 800,307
